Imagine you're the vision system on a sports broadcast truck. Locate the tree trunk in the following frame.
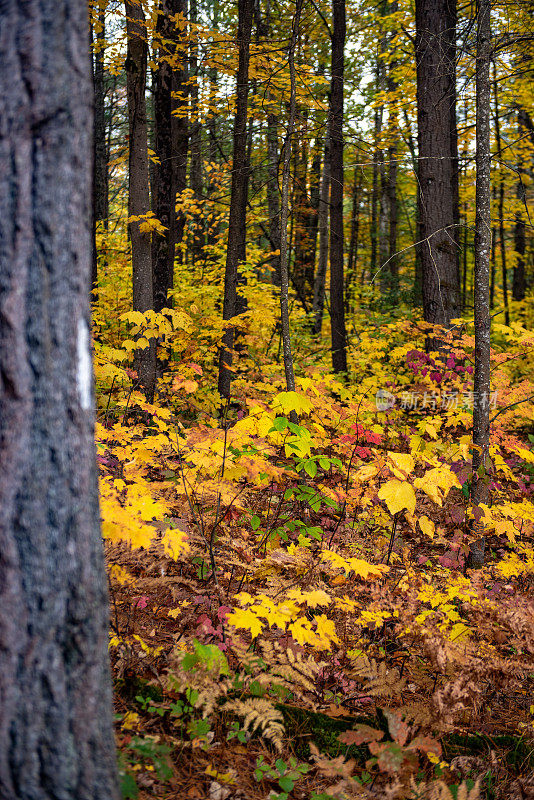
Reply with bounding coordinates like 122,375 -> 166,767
92,0 -> 108,296
189,0 -> 204,257
513,109 -> 527,301
346,166 -> 361,314
217,0 -> 254,399
312,126 -> 330,335
125,0 -> 157,397
493,73 -> 509,325
469,0 -> 491,569
279,0 -> 304,394
152,0 -> 186,313
0,1 -> 119,797
415,0 -> 461,329
172,0 -> 190,272
329,0 -> 348,373
267,111 -> 282,286
370,55 -> 383,287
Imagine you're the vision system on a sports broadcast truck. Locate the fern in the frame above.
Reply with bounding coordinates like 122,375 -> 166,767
225,697 -> 285,751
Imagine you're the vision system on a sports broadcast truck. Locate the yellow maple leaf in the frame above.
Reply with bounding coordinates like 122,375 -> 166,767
227,607 -> 263,638
314,614 -> 340,648
273,391 -> 314,416
287,588 -> 331,608
387,452 -> 415,479
378,479 -> 416,515
161,528 -> 188,559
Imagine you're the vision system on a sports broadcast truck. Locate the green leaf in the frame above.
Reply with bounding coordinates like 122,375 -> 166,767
251,515 -> 260,531
278,776 -> 294,792
304,459 -> 317,478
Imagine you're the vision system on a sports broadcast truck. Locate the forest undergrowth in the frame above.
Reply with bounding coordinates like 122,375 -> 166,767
94,252 -> 534,800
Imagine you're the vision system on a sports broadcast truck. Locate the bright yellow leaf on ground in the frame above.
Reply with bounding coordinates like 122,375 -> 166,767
419,515 -> 435,539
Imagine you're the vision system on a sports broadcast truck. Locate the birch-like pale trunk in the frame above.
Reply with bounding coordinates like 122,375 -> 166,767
469,0 -> 492,569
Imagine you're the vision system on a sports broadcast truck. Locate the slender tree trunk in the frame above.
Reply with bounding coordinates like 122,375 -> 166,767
125,0 -> 157,398
0,1 -> 119,797
415,0 -> 461,329
493,73 -> 509,324
267,111 -> 282,285
513,109 -> 527,301
279,0 -> 304,394
92,1 -> 108,296
469,0 -> 491,569
370,55 -> 383,286
217,0 -> 254,399
152,0 -> 183,313
329,0 -> 348,373
312,126 -> 330,335
172,0 -> 189,272
189,0 -> 203,256
346,166 -> 361,314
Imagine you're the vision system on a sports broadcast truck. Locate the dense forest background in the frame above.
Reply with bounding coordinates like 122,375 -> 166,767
89,0 -> 534,796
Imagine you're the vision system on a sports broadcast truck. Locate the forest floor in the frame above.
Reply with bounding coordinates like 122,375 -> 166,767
96,304 -> 534,800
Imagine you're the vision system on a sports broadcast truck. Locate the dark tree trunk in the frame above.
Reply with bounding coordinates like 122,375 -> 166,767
329,0 -> 348,373
92,1 -> 108,296
469,0 -> 491,569
370,55 -> 383,286
217,0 -> 254,399
493,73 -> 509,325
189,0 -> 204,256
267,111 -> 282,285
172,0 -> 190,271
346,166 -> 361,313
125,0 -> 157,397
513,110 -> 527,301
152,0 -> 186,313
312,126 -> 330,335
415,0 -> 461,328
0,1 -> 119,798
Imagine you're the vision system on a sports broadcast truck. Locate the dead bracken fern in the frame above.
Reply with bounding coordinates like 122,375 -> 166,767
349,654 -> 406,699
224,697 -> 285,751
408,777 -> 481,800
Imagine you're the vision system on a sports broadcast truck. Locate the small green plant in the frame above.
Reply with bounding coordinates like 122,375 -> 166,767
119,735 -> 173,798
254,755 -> 309,799
227,720 -> 248,743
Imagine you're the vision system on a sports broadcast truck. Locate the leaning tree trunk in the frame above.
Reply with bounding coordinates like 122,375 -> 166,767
329,0 -> 348,373
0,1 -> 119,797
415,0 -> 461,329
217,0 -> 254,399
469,0 -> 492,569
125,0 -> 157,398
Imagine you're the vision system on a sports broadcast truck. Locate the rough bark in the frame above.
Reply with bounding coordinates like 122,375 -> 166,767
0,1 -> 119,797
172,0 -> 190,271
469,0 -> 492,569
91,1 -> 108,296
189,0 -> 204,257
492,71 -> 509,325
329,0 -> 348,373
415,0 -> 461,328
279,0 -> 304,394
267,111 -> 282,286
312,126 -> 330,335
513,109 -> 527,301
152,0 -> 186,313
217,0 -> 254,399
346,166 -> 361,314
125,0 -> 157,397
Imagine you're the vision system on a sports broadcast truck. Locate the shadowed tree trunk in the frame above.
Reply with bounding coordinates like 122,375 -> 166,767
346,166 -> 361,314
172,0 -> 190,272
217,0 -> 254,399
469,0 -> 491,569
91,0 -> 108,296
0,1 -> 119,797
125,0 -> 157,397
415,0 -> 460,329
312,125 -> 330,335
152,0 -> 187,313
493,69 -> 509,325
513,109 -> 528,302
329,0 -> 348,373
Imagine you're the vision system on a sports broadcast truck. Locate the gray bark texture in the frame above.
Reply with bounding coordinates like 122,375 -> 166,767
415,0 -> 461,328
0,1 -> 120,798
312,126 -> 330,335
469,0 -> 492,569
